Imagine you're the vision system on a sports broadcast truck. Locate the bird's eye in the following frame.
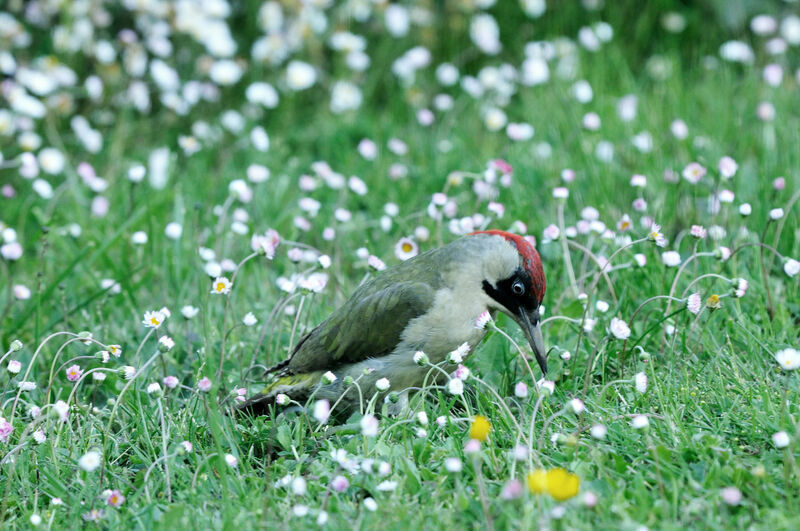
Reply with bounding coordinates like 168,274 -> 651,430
512,281 -> 525,296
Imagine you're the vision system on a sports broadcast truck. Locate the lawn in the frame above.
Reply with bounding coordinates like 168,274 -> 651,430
1,0 -> 799,528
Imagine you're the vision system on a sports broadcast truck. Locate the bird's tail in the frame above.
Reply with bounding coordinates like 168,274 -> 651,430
236,370 -> 323,417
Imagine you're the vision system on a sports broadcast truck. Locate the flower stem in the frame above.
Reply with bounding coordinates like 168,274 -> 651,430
557,203 -> 579,297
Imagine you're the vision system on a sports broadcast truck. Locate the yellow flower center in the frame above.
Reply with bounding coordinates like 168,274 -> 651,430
216,282 -> 226,292
621,221 -> 630,230
402,243 -> 413,253
150,317 -> 160,325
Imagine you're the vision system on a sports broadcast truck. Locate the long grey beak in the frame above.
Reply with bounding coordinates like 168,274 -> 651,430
517,309 -> 547,375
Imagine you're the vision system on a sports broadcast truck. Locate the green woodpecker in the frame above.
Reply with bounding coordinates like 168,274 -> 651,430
240,230 -> 546,416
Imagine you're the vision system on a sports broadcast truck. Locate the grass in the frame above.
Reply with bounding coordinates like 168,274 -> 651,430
1,1 -> 800,529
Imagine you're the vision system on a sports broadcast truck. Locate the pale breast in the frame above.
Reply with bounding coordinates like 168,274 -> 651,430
397,286 -> 491,363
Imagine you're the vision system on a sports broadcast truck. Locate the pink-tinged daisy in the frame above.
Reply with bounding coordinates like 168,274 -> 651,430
65,365 -> 83,382
682,162 -> 706,184
542,224 -> 560,242
617,214 -> 632,231
0,417 -> 12,443
609,317 -> 631,340
721,486 -> 742,506
331,475 -> 349,492
487,201 -> 505,217
718,156 -> 738,178
394,238 -> 418,261
732,278 -> 748,298
105,489 -> 125,507
197,377 -> 212,392
583,491 -> 599,507
569,398 -> 586,414
474,310 -> 492,329
233,387 -> 246,403
448,342 -> 471,363
360,414 -> 379,437
690,225 -> 707,239
367,255 -> 386,271
210,276 -> 232,295
686,293 -> 702,315
537,379 -> 555,395
514,382 -> 528,398
463,438 -> 480,453
454,364 -> 470,380
108,344 -> 122,357
491,159 -> 513,175
756,101 -> 775,121
250,229 -> 280,259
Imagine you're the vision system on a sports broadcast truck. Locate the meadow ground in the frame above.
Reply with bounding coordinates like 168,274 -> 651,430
1,1 -> 800,529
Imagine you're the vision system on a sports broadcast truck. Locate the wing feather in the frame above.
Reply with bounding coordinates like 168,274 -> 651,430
285,281 -> 435,374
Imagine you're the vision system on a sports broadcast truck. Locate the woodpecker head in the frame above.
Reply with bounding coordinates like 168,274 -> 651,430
470,230 -> 548,375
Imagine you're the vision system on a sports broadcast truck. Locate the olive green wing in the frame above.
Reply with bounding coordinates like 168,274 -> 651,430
286,281 -> 436,374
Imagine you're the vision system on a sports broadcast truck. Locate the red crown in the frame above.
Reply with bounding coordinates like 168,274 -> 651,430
469,230 -> 546,303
